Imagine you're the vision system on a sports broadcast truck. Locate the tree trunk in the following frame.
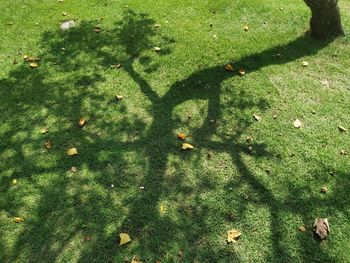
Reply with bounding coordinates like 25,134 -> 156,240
304,0 -> 345,38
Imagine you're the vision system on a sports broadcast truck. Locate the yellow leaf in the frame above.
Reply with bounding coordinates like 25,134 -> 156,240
225,64 -> 234,72
116,95 -> 124,100
177,133 -> 186,140
302,61 -> 309,67
12,179 -> 17,185
154,47 -> 161,52
243,25 -> 249,31
29,62 -> 38,68
14,217 -> 24,223
227,229 -> 241,243
159,204 -> 167,215
182,143 -> 194,150
131,256 -> 142,263
40,127 -> 49,134
44,141 -> 52,149
78,118 -> 86,127
118,233 -> 131,246
67,147 -> 78,156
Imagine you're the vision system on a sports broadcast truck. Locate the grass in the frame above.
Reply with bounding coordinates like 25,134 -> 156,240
0,0 -> 350,262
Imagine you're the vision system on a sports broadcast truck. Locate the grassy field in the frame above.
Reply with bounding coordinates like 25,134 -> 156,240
0,0 -> 349,262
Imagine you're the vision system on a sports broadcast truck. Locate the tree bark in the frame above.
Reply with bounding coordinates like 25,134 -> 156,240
303,0 -> 345,38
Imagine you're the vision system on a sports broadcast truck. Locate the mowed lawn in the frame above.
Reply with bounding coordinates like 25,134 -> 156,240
0,0 -> 350,262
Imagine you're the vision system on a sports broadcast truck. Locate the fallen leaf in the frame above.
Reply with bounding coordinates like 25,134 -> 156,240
313,218 -> 329,239
131,256 -> 142,263
302,61 -> 309,67
159,204 -> 167,215
253,114 -> 261,122
118,233 -> 131,246
67,147 -> 78,156
94,26 -> 101,33
116,95 -> 124,100
238,68 -> 245,76
321,79 -> 331,87
14,217 -> 24,223
12,179 -> 17,185
154,47 -> 161,52
298,226 -> 306,232
293,119 -> 302,128
340,149 -> 348,155
44,141 -> 52,149
243,25 -> 249,31
110,63 -> 122,69
62,12 -> 67,16
71,166 -> 78,173
226,64 -> 234,72
40,127 -> 49,134
83,236 -> 92,241
320,187 -> 328,193
78,118 -> 86,127
311,109 -> 316,114
29,62 -> 38,68
207,150 -> 213,158
338,125 -> 347,132
227,229 -> 241,243
177,133 -> 186,140
25,56 -> 40,62
248,145 -> 253,152
154,23 -> 161,28
182,143 -> 194,150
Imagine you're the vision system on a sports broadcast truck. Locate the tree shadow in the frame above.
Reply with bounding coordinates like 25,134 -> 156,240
0,7 -> 343,263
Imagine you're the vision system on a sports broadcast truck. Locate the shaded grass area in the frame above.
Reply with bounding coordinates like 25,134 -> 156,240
0,0 -> 350,262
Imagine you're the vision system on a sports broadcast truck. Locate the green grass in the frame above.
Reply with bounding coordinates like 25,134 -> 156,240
0,0 -> 350,262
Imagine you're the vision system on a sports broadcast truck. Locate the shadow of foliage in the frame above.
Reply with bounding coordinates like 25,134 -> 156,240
0,7 -> 343,263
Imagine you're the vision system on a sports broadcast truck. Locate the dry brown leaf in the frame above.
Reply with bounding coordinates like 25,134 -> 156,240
227,229 -> 241,243
293,119 -> 302,128
71,166 -> 78,173
182,143 -> 194,150
226,64 -> 234,72
313,218 -> 329,239
29,62 -> 38,68
338,125 -> 347,132
25,56 -> 40,62
177,133 -> 186,140
118,233 -> 131,246
67,147 -> 78,156
78,118 -> 86,127
44,141 -> 52,149
14,217 -> 24,223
